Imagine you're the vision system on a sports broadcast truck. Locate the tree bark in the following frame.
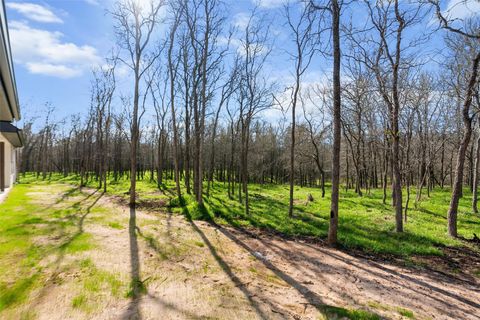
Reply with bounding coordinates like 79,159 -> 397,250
472,132 -> 480,213
328,0 -> 341,245
448,52 -> 480,237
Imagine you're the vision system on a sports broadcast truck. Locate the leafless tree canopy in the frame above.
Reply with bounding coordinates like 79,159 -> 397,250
20,0 -> 480,241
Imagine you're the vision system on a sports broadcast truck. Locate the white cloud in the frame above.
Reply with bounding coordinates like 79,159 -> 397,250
268,69 -> 331,120
9,21 -> 101,78
113,64 -> 131,78
26,63 -> 81,78
84,0 -> 100,5
253,0 -> 290,9
229,13 -> 271,57
233,12 -> 251,30
444,0 -> 480,20
6,2 -> 63,23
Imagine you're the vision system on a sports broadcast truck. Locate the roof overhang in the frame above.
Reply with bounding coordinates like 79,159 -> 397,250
0,0 -> 20,122
0,121 -> 22,147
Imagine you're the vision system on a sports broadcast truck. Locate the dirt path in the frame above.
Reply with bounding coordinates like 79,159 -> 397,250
215,225 -> 480,320
4,184 -> 480,320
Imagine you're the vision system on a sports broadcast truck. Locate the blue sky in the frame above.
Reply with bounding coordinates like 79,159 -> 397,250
5,0 -> 285,123
4,0 -> 480,125
5,0 -> 115,121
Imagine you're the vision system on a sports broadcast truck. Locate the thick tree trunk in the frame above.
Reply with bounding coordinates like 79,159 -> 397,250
447,52 -> 480,237
472,133 -> 480,213
328,0 -> 341,245
448,126 -> 472,236
392,130 -> 403,232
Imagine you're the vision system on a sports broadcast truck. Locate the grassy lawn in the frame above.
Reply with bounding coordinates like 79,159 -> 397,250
1,175 -> 478,319
17,173 -> 480,257
0,182 -> 129,318
0,179 -> 385,320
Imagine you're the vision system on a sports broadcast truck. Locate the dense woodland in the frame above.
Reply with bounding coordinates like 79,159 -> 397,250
17,0 -> 480,244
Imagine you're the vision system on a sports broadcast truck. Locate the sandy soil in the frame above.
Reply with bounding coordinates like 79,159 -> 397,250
4,184 -> 480,320
214,225 -> 480,320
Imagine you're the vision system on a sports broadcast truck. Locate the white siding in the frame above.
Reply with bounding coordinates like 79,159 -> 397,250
10,142 -> 16,184
0,132 -> 14,188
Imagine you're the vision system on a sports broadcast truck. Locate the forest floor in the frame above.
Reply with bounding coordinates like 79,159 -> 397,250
0,178 -> 480,319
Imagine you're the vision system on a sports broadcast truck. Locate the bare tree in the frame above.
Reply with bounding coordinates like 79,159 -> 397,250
347,0 -> 427,232
111,0 -> 164,206
91,59 -> 117,192
303,88 -> 330,198
310,0 -> 342,245
150,63 -> 169,188
167,0 -> 183,199
206,61 -> 237,197
236,9 -> 273,215
429,0 -> 480,236
284,3 -> 319,217
473,122 -> 480,213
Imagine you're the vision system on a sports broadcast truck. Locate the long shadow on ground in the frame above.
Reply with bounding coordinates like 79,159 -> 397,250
181,204 -> 379,319
122,207 -> 142,320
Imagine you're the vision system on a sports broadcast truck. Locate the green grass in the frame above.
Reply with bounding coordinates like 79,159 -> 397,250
3,174 -> 478,318
320,305 -> 381,320
71,294 -> 87,309
60,233 -> 94,253
397,307 -> 415,318
15,173 -> 480,259
0,184 -> 49,311
0,182 -> 101,313
107,221 -> 123,229
367,301 -> 415,319
71,258 -> 126,312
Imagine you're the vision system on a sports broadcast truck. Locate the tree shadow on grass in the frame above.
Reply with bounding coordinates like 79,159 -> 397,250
205,195 -> 294,231
55,186 -> 82,204
417,207 -> 447,219
33,185 -> 82,213
181,190 -> 479,317
123,203 -> 206,320
5,189 -> 104,312
204,192 -> 458,257
46,190 -> 103,275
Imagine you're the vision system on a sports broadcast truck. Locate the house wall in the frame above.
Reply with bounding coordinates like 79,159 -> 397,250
0,132 -> 15,188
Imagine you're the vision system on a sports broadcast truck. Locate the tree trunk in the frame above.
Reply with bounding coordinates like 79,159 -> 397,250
168,23 -> 182,200
328,0 -> 341,245
447,52 -> 480,237
472,133 -> 480,213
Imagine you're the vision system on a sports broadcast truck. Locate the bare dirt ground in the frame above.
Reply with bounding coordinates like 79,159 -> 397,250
4,184 -> 480,320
